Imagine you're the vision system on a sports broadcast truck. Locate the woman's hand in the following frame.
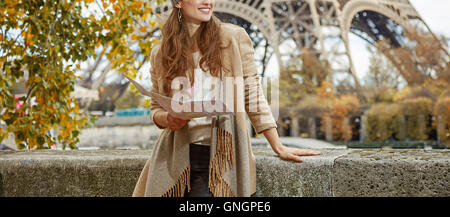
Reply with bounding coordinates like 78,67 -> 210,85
166,113 -> 190,131
276,145 -> 321,163
261,128 -> 321,163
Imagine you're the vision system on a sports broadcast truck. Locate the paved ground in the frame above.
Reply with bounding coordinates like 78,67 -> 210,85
251,136 -> 344,149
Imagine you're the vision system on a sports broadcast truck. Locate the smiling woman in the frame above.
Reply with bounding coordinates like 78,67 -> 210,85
176,0 -> 213,24
132,0 -> 321,198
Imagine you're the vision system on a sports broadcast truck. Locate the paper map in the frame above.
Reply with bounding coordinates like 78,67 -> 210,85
122,73 -> 233,120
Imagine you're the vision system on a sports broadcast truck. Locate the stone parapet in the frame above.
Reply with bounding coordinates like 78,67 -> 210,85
0,148 -> 449,197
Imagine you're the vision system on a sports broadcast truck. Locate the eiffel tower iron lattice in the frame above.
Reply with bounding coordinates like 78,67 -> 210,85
155,0 -> 437,92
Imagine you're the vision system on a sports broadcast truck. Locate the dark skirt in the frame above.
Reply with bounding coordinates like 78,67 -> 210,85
184,143 -> 257,197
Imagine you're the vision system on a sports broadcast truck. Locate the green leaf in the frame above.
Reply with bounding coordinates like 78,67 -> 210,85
37,136 -> 45,146
71,130 -> 80,137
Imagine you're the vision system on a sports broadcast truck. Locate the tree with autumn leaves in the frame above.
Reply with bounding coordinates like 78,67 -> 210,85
375,29 -> 450,86
278,49 -> 361,141
278,29 -> 449,143
363,30 -> 450,144
278,49 -> 331,108
0,0 -> 163,149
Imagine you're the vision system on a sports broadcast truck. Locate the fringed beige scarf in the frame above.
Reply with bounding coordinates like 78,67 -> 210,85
132,111 -> 254,197
133,47 -> 259,197
209,124 -> 235,196
131,22 -> 285,197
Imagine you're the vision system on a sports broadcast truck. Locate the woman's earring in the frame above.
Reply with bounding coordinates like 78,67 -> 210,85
178,9 -> 182,22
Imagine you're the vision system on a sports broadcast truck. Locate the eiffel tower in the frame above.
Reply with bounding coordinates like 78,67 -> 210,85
156,0 -> 435,89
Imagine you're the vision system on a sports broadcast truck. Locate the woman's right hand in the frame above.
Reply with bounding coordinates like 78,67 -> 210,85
166,113 -> 190,131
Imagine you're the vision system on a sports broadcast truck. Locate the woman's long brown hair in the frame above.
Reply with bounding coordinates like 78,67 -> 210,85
157,0 -> 226,96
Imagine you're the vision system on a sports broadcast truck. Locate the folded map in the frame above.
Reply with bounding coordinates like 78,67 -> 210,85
122,73 -> 233,120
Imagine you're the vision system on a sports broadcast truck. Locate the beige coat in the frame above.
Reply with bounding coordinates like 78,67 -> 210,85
132,22 -> 277,197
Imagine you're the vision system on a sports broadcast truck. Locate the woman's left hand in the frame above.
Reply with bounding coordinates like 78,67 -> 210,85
276,145 -> 321,163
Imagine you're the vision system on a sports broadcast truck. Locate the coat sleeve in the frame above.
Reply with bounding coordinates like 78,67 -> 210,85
237,27 -> 277,134
149,45 -> 167,129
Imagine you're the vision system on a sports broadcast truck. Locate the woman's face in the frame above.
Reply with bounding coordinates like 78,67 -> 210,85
176,0 -> 215,24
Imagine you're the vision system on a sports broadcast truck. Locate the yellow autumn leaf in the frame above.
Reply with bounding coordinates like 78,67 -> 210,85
132,1 -> 142,8
26,39 -> 34,46
113,5 -> 120,13
131,34 -> 139,40
151,38 -> 160,44
100,46 -> 106,56
67,122 -> 73,130
149,21 -> 157,30
117,56 -> 127,65
144,99 -> 150,107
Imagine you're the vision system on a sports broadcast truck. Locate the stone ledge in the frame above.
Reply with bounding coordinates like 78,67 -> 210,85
0,148 -> 449,197
332,149 -> 450,196
253,148 -> 351,197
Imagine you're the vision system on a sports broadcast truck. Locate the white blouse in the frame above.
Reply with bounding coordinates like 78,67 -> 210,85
184,51 -> 218,146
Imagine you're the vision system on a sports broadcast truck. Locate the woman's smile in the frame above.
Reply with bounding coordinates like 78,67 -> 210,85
176,0 -> 214,24
198,7 -> 211,14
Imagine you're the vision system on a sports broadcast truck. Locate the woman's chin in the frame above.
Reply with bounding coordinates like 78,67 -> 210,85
196,14 -> 212,21
198,18 -> 211,23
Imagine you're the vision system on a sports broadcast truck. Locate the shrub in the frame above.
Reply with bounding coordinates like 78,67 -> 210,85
401,97 -> 433,140
364,103 -> 403,141
435,97 -> 450,146
321,94 -> 360,141
394,86 -> 436,103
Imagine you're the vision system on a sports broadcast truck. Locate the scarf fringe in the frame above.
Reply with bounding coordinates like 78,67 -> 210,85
208,127 -> 235,197
161,163 -> 191,197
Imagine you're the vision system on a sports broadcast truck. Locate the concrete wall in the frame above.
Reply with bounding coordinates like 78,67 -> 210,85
0,148 -> 449,197
74,116 -> 254,150
77,125 -> 161,149
77,116 -> 162,149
